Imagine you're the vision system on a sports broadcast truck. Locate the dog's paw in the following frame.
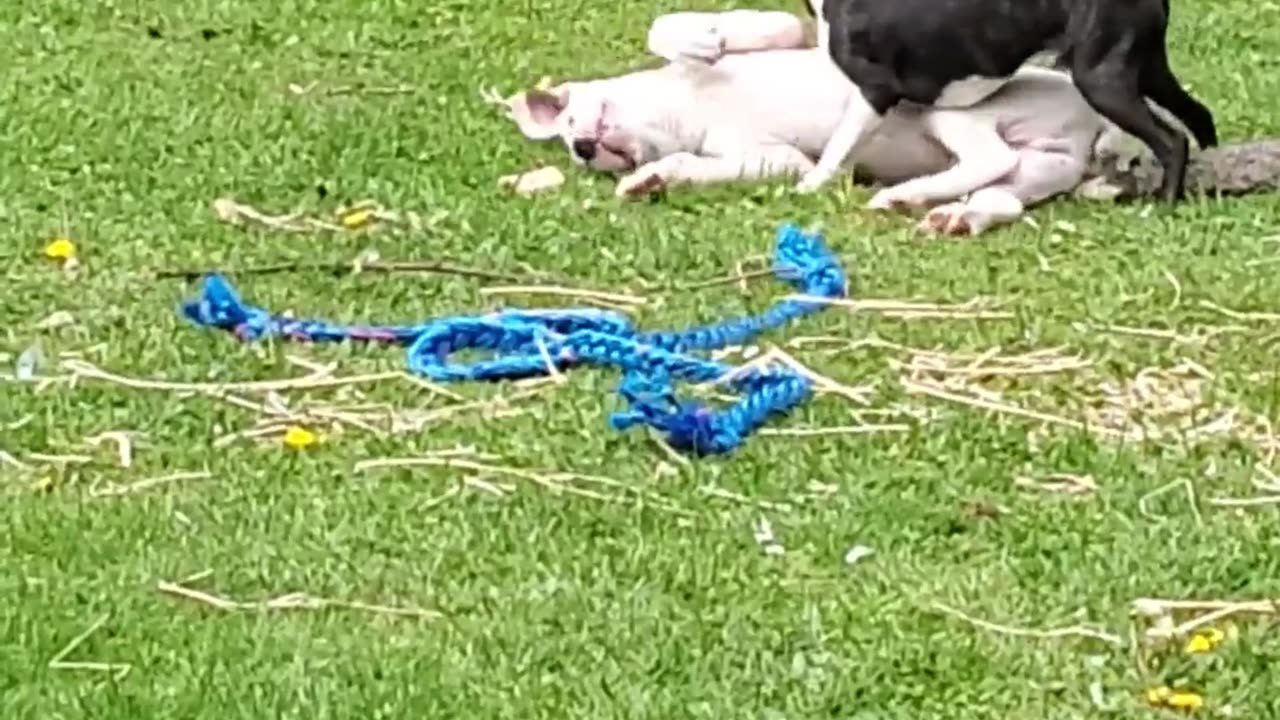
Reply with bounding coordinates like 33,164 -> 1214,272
867,187 -> 927,213
674,27 -> 727,64
616,166 -> 668,198
794,170 -> 831,194
917,203 -> 984,237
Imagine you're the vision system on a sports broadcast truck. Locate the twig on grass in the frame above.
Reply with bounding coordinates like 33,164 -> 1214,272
212,422 -> 297,449
1199,299 -> 1280,323
1096,324 -> 1197,343
671,252 -> 864,293
1162,269 -> 1183,310
757,423 -> 912,437
675,266 -> 775,292
355,456 -> 691,515
1208,462 -> 1280,507
1207,495 -> 1280,507
209,196 -> 338,232
154,259 -> 533,284
1013,473 -> 1099,495
61,359 -> 421,396
785,295 -> 1015,320
479,284 -> 650,307
1253,464 -> 1280,493
157,579 -> 442,620
52,358 -> 492,445
27,453 -> 94,465
646,431 -> 693,466
209,196 -> 421,235
1087,322 -> 1248,345
319,83 -> 416,97
894,354 -> 1091,379
387,383 -> 553,434
0,450 -> 29,470
931,602 -> 1124,645
48,614 -> 133,679
1132,597 -> 1278,641
420,485 -> 466,509
901,377 -> 1125,438
89,471 -> 212,498
351,448 -> 503,470
723,346 -> 874,405
1137,478 -> 1203,525
85,431 -> 136,468
698,484 -> 794,513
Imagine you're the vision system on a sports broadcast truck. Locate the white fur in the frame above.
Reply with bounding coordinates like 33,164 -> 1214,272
505,9 -> 1120,236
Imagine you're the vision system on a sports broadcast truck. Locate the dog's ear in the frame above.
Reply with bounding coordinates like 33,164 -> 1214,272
508,85 -> 569,140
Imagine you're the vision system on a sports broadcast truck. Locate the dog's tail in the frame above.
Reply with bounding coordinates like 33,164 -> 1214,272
1140,48 -> 1219,149
1079,138 -> 1280,200
796,0 -> 826,49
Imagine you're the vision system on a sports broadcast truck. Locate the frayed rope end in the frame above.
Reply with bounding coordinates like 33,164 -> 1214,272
179,273 -> 242,324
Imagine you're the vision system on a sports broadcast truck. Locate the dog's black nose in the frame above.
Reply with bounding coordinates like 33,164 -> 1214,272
572,138 -> 597,160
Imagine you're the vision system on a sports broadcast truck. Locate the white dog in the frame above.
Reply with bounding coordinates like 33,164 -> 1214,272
502,8 -> 1120,236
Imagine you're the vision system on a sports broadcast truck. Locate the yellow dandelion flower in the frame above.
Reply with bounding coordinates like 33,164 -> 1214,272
1185,628 -> 1225,654
1167,692 -> 1204,711
283,426 -> 318,449
44,237 -> 77,261
1146,687 -> 1173,706
341,208 -> 373,229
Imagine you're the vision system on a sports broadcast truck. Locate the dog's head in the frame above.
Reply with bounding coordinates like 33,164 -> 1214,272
508,82 -> 653,174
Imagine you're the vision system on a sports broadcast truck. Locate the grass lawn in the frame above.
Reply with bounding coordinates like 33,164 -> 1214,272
4,0 -> 1280,716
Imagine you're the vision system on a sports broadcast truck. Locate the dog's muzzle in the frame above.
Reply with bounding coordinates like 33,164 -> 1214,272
572,138 -> 597,161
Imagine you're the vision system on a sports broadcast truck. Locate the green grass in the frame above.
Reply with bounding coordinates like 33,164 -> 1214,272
3,0 -> 1280,716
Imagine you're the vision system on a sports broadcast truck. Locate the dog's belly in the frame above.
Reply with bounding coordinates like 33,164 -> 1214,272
852,120 -> 952,184
686,50 -> 953,180
967,68 -> 1106,157
692,50 -> 855,155
934,76 -> 1013,108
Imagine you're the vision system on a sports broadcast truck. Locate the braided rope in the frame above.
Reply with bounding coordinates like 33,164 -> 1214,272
180,222 -> 847,455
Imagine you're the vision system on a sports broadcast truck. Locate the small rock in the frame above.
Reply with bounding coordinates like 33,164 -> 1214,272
15,345 -> 43,380
843,544 -> 874,566
753,517 -> 785,556
499,166 -> 565,196
34,311 -> 75,330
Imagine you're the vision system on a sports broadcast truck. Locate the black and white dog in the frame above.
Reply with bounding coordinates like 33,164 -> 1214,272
797,0 -> 1218,203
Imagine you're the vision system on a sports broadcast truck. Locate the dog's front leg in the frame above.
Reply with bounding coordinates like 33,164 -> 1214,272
796,93 -> 884,193
616,147 -> 814,197
868,112 -> 1019,210
647,11 -> 808,65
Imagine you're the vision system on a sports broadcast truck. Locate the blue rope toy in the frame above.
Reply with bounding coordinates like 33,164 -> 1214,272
179,222 -> 847,456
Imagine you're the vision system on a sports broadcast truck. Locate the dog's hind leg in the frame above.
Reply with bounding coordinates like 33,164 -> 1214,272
867,112 -> 1020,210
919,148 -> 1087,236
1072,61 -> 1189,203
1140,48 -> 1218,149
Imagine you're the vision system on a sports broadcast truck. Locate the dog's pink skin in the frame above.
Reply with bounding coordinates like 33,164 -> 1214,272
505,9 -> 1133,236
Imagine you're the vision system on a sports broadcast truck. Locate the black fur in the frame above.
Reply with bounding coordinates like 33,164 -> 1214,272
819,0 -> 1218,202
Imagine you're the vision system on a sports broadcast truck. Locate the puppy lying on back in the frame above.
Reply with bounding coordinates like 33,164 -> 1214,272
501,9 -> 1113,236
